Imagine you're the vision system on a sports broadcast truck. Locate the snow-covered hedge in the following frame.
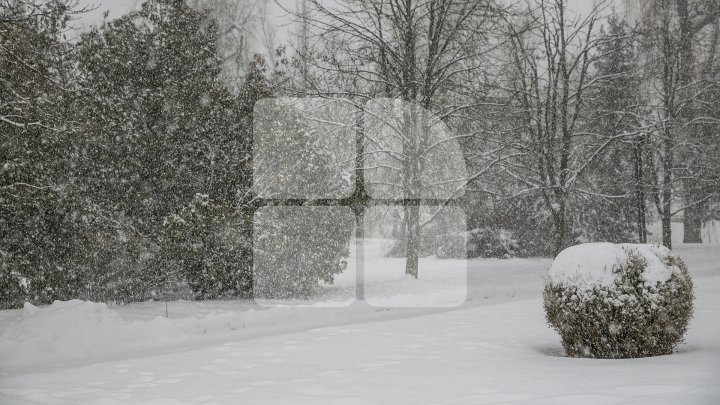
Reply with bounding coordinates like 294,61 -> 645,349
465,228 -> 520,258
253,206 -> 354,299
387,228 -> 520,259
543,243 -> 694,358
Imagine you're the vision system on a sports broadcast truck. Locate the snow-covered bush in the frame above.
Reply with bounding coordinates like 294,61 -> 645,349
543,243 -> 694,358
431,227 -> 519,259
253,206 -> 354,299
161,194 -> 252,299
466,228 -> 520,258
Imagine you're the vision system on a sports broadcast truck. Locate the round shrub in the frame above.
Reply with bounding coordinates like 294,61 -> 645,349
543,243 -> 694,358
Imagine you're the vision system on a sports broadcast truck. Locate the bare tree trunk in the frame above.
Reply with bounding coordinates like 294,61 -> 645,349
553,208 -> 568,256
404,203 -> 421,278
662,137 -> 673,249
676,0 -> 701,245
661,215 -> 672,249
402,104 -> 422,278
683,203 -> 705,243
654,0 -> 677,251
633,140 -> 647,243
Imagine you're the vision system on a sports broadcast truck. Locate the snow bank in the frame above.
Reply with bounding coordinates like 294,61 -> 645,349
547,242 -> 679,290
0,300 -> 188,369
2,275 -> 718,405
0,298 -> 409,372
1,241 -> 712,373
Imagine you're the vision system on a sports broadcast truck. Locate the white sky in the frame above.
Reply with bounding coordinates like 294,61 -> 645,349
73,0 -> 621,48
74,0 -> 138,30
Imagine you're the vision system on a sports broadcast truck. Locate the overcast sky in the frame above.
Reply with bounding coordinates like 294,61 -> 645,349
73,0 -> 620,47
74,0 -> 137,30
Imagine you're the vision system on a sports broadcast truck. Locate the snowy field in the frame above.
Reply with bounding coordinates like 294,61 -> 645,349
1,240 -> 719,404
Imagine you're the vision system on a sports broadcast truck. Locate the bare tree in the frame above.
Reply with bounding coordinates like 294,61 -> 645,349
637,0 -> 720,248
187,0 -> 268,92
500,0 -> 635,254
288,0 -> 505,277
675,0 -> 720,243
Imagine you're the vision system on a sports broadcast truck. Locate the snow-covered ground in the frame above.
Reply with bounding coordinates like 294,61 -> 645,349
1,241 -> 719,404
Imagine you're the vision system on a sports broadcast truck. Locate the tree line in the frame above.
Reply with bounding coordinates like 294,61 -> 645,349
1,0 -> 719,308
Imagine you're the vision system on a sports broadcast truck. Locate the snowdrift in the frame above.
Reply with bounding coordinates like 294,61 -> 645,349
0,300 -> 188,368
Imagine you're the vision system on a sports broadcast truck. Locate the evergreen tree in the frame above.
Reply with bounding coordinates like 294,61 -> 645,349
584,14 -> 646,243
70,0 -> 251,301
0,0 -> 87,308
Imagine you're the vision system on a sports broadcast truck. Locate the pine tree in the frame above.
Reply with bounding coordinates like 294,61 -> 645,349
585,13 -> 647,243
0,0 -> 87,308
71,0 -> 250,300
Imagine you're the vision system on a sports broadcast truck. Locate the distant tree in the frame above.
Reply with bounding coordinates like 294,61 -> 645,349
501,0 -> 628,254
587,13 -> 649,243
295,0 -> 501,277
638,0 -> 720,248
674,0 -> 720,244
187,0 -> 269,92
